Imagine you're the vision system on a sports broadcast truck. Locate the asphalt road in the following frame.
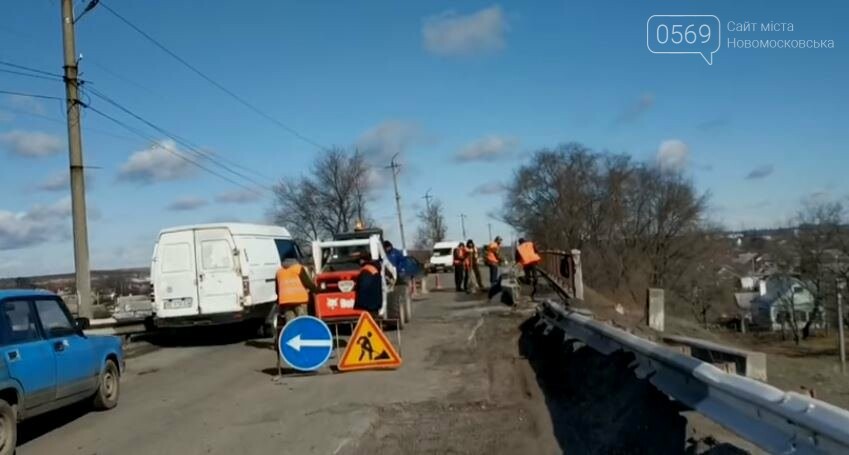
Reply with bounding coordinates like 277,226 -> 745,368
16,275 -> 758,454
18,277 -> 542,455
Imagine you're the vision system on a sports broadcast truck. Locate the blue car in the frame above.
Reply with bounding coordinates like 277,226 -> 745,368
0,289 -> 123,454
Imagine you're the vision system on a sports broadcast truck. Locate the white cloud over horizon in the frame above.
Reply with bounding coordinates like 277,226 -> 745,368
422,5 -> 508,57
0,130 -> 64,157
656,139 -> 688,171
455,135 -> 517,162
117,139 -> 195,184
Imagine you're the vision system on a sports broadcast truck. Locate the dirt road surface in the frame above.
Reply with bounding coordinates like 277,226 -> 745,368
17,275 -> 756,454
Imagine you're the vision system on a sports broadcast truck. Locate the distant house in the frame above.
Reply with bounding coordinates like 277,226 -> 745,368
748,276 -> 825,331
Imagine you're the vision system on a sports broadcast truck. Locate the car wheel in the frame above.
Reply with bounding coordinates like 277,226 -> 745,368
93,359 -> 120,410
0,399 -> 16,455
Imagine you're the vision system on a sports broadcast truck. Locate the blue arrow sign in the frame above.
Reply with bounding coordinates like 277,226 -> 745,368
279,316 -> 333,371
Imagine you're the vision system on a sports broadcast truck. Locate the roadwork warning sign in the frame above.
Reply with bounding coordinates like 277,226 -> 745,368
338,312 -> 402,372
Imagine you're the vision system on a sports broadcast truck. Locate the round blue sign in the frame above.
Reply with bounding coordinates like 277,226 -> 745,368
279,316 -> 333,371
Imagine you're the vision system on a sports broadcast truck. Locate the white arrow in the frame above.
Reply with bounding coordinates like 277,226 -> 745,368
286,334 -> 332,352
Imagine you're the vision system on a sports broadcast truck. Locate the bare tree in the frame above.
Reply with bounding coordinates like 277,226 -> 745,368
415,198 -> 447,249
270,147 -> 373,242
502,142 -> 711,303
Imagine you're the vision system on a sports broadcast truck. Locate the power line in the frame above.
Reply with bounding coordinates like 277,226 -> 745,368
0,103 -> 140,143
0,68 -> 64,82
84,86 -> 272,191
0,89 -> 64,101
0,60 -> 64,78
95,0 -> 328,151
85,103 -> 265,195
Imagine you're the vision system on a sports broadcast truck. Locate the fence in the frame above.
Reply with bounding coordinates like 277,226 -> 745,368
538,249 -> 583,301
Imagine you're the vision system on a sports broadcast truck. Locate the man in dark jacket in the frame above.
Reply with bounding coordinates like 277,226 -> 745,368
354,257 -> 383,313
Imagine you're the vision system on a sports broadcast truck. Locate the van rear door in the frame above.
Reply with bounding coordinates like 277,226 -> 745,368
155,230 -> 200,318
195,228 -> 241,315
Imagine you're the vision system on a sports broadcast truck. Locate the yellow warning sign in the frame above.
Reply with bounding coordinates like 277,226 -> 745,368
338,312 -> 402,371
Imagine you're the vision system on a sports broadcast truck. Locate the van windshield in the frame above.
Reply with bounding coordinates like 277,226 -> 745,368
274,239 -> 298,262
432,248 -> 452,257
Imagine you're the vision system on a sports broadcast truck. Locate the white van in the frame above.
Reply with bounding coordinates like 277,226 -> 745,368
427,241 -> 461,272
150,223 -> 302,329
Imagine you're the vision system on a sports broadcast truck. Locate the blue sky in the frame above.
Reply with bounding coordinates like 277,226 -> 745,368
1,0 -> 847,277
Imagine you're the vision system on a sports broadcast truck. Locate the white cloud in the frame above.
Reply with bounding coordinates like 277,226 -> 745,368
0,130 -> 63,157
7,94 -> 47,115
356,120 -> 422,163
656,139 -> 688,171
117,139 -> 195,184
470,181 -> 507,196
215,189 -> 263,204
423,5 -> 508,56
36,170 -> 95,192
0,197 -> 71,250
166,196 -> 207,211
745,164 -> 774,180
455,135 -> 517,162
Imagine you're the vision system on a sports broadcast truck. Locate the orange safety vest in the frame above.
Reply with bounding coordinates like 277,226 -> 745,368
485,242 -> 499,265
453,246 -> 466,265
360,263 -> 379,276
277,264 -> 309,305
517,242 -> 541,266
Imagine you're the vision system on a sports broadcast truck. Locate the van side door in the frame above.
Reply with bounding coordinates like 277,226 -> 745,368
195,228 -> 241,315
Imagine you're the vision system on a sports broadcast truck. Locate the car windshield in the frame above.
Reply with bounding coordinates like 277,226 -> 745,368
4,2 -> 848,454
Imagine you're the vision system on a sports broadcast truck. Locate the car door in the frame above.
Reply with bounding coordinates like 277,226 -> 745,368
195,228 -> 241,314
34,298 -> 98,399
0,298 -> 57,410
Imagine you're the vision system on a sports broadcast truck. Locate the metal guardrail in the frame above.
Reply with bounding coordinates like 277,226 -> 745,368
536,299 -> 849,454
85,317 -> 147,337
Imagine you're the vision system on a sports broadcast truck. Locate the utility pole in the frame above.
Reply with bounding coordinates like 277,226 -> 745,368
488,223 -> 492,241
60,0 -> 92,319
422,188 -> 433,210
838,278 -> 846,375
386,153 -> 407,251
460,214 -> 467,239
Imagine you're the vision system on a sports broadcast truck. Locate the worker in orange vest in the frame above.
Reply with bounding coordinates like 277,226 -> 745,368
485,236 -> 503,288
515,238 -> 542,299
275,257 -> 318,375
453,242 -> 468,292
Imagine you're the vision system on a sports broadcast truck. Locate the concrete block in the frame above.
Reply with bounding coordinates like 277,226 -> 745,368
663,335 -> 768,381
647,288 -> 665,332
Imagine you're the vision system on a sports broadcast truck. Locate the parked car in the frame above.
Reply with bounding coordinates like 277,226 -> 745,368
426,241 -> 461,272
150,223 -> 305,330
0,289 -> 123,454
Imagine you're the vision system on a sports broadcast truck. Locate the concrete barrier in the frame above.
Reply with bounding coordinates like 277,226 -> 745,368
662,334 -> 767,381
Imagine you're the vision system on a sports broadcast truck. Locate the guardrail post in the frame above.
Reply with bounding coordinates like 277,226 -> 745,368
570,249 -> 583,300
647,288 -> 665,332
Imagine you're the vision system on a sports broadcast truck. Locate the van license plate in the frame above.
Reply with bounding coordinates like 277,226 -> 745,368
164,298 -> 192,309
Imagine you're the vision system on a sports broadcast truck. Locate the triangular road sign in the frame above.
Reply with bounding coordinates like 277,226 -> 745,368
338,312 -> 402,371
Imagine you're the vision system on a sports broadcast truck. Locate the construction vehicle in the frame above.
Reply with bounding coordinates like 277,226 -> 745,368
310,228 -> 410,328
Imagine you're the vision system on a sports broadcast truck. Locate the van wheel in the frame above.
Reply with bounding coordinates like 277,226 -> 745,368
93,360 -> 120,410
0,399 -> 16,455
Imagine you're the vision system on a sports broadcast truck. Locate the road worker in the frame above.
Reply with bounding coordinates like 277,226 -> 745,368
354,256 -> 382,313
465,239 -> 483,293
516,238 -> 542,299
485,236 -> 503,287
275,257 -> 319,375
453,242 -> 467,292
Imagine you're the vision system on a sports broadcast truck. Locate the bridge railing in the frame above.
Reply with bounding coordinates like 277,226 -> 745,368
538,249 -> 583,301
